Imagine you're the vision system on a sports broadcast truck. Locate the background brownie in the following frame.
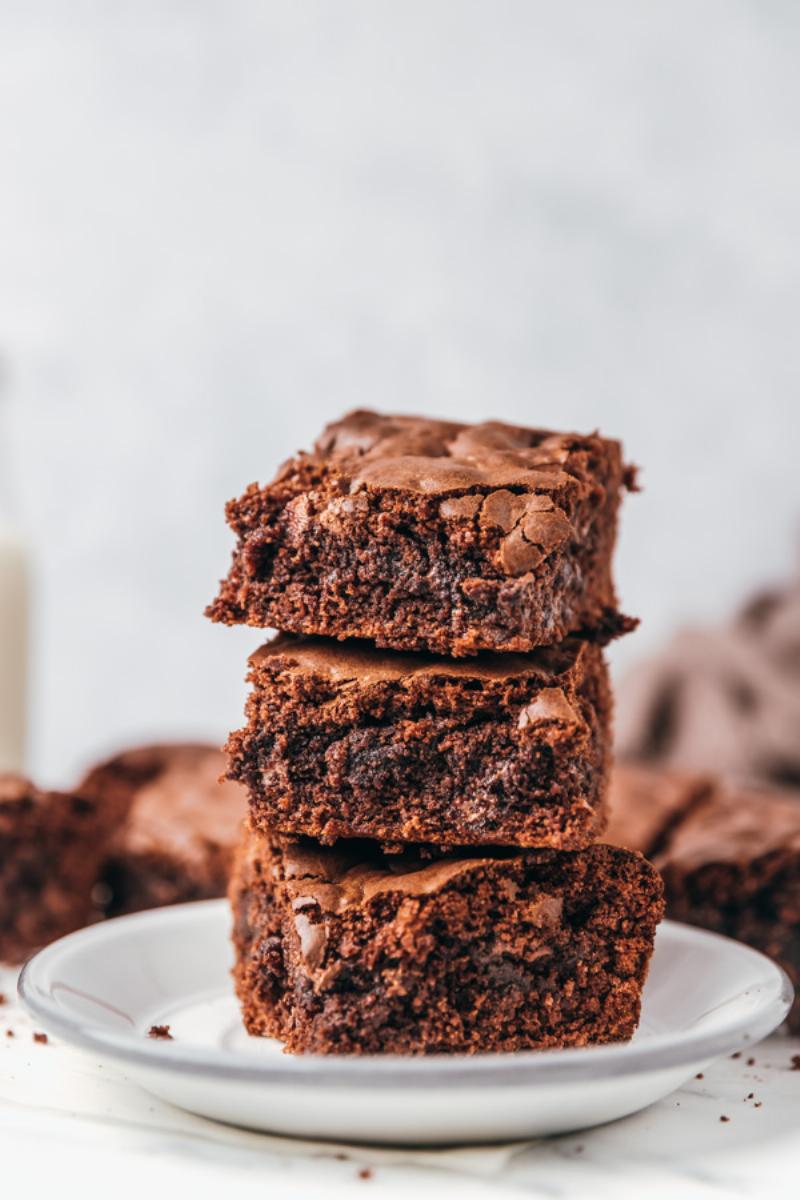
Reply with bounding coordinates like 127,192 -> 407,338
609,762 -> 800,1031
0,775 -> 124,962
81,743 -> 245,916
606,762 -> 714,858
228,634 -> 611,850
655,784 -> 800,1032
208,409 -> 636,656
231,826 -> 664,1055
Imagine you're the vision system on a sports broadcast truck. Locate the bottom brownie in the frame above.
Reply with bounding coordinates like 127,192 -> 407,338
0,774 -> 124,963
231,827 -> 664,1055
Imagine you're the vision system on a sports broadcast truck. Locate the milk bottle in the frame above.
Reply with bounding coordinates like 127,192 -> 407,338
0,397 -> 28,773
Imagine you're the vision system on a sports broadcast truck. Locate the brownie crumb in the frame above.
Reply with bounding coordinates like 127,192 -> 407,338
730,1052 -> 741,1060
695,1072 -> 704,1080
147,1024 -> 173,1040
720,1115 -> 730,1123
746,1093 -> 754,1100
0,993 -> 6,1005
790,1055 -> 800,1072
746,1057 -> 756,1067
357,1168 -> 373,1181
5,1029 -> 13,1038
32,1032 -> 48,1045
754,1102 -> 763,1108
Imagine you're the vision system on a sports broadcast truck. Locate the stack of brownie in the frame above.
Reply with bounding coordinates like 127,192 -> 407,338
209,410 -> 664,1055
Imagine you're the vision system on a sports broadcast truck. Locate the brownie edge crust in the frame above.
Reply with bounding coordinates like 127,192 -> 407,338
230,828 -> 664,1055
228,634 -> 611,850
208,409 -> 636,656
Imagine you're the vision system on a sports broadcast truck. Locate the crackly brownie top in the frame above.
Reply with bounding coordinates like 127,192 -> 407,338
311,409 -> 622,497
656,784 -> 800,872
82,744 -> 245,865
252,632 -> 589,687
277,837 -> 500,914
271,835 -> 565,925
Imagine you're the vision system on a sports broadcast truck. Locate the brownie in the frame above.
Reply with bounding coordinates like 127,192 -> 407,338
606,762 -> 714,858
208,410 -> 636,656
609,763 -> 800,1031
80,744 -> 245,916
228,634 -> 611,850
230,825 -> 664,1055
655,785 -> 800,1033
0,775 -> 123,962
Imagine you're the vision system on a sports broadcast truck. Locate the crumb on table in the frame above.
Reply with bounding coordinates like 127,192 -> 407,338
147,1024 -> 173,1040
32,1032 -> 48,1045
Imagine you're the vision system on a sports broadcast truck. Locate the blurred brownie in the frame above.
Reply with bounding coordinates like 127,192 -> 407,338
208,409 -> 636,656
655,784 -> 800,1032
609,762 -> 800,1031
0,775 -> 123,962
228,634 -> 611,850
606,762 -> 714,857
231,826 -> 664,1055
81,744 -> 245,916
616,573 -> 800,785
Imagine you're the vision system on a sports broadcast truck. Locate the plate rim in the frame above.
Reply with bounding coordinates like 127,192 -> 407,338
18,899 -> 794,1090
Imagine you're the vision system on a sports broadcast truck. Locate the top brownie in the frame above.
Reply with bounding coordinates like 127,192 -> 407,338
208,409 -> 636,655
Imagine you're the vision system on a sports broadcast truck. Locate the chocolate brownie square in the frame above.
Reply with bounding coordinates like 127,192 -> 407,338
609,763 -> 800,1031
80,744 -> 245,916
208,410 -> 636,656
228,634 -> 611,850
0,775 -> 123,962
231,826 -> 664,1054
654,783 -> 800,1032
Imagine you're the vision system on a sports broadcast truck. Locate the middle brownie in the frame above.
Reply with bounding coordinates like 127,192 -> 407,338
226,633 -> 610,850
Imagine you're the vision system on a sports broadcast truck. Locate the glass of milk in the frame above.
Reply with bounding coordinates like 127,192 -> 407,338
0,388 -> 28,773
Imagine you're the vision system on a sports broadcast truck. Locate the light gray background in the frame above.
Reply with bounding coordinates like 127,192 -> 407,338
1,1 -> 798,782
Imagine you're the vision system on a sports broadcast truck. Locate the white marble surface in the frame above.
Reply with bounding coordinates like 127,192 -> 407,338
2,964 -> 799,1200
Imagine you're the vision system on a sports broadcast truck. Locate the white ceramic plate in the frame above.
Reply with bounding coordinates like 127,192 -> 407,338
19,900 -> 792,1145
